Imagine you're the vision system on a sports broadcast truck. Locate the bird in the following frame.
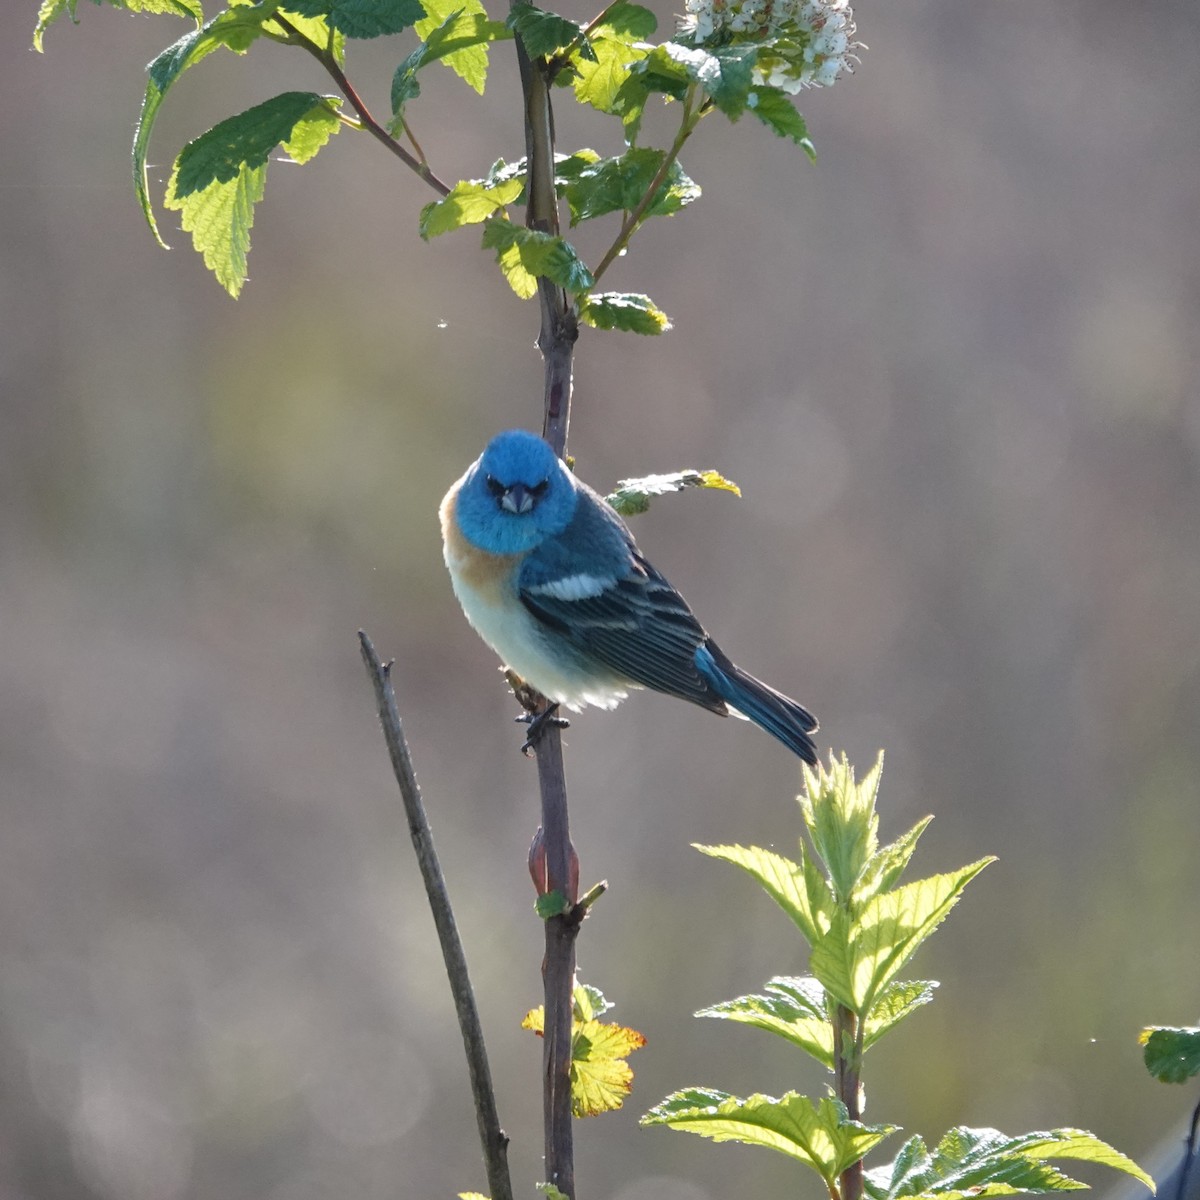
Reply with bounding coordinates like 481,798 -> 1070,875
439,429 -> 818,763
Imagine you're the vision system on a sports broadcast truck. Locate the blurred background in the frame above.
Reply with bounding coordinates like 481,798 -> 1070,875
3,1 -> 1199,1197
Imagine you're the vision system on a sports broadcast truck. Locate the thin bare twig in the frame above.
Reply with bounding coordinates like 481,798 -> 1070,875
358,631 -> 513,1200
272,14 -> 452,197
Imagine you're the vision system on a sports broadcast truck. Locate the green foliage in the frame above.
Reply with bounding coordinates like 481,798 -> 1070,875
644,1090 -> 895,1188
164,92 -> 342,295
646,755 -> 1151,1200
556,148 -> 699,225
865,1128 -> 1154,1199
33,0 -> 201,51
481,218 -> 594,299
606,469 -> 739,516
392,4 -> 510,116
418,178 -> 523,239
283,0 -> 425,38
34,0 -> 828,300
578,292 -> 671,336
1140,1024 -> 1200,1084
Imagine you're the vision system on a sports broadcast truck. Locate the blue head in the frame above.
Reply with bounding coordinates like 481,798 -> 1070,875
456,430 -> 578,554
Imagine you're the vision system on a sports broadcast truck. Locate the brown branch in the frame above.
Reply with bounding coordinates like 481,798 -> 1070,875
358,631 -> 513,1200
835,1004 -> 864,1200
513,30 -> 581,1200
272,14 -> 452,197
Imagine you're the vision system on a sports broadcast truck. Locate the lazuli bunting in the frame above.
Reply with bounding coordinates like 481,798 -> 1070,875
440,430 -> 818,763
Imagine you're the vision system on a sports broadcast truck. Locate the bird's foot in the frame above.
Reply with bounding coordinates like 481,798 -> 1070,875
517,704 -> 570,756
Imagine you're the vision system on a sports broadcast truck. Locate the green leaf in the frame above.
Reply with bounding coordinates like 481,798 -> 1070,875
810,858 -> 994,1015
283,0 -> 425,37
579,292 -> 672,336
864,1127 -> 1154,1200
571,14 -> 654,115
697,976 -> 834,1070
412,0 -> 508,93
506,2 -> 588,59
170,90 -> 336,196
606,468 -> 738,515
164,93 -> 341,296
134,3 -> 287,247
748,87 -> 816,156
592,1 -> 656,39
392,10 -> 510,116
863,980 -> 937,1051
695,843 -> 830,948
482,217 -> 594,298
418,178 -> 523,239
858,817 -> 935,902
800,754 -> 883,903
643,1090 -> 895,1186
632,41 -> 714,100
557,147 -> 699,225
1140,1025 -> 1200,1083
34,0 -> 202,52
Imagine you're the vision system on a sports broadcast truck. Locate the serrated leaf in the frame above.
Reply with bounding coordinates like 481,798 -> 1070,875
800,754 -> 882,902
506,2 -> 587,59
534,889 -> 569,918
1139,1025 -> 1200,1084
558,147 -> 698,225
34,0 -> 202,52
418,178 -> 523,239
643,1090 -> 895,1184
134,3 -> 288,247
164,93 -> 340,295
698,976 -> 834,1069
607,469 -> 738,516
282,0 -> 425,37
857,816 -> 935,902
482,217 -> 594,297
748,87 -> 815,156
393,7 -> 511,113
572,24 -> 652,115
863,980 -> 937,1051
696,842 -> 830,947
580,292 -> 672,336
537,1187 -> 570,1200
811,859 -> 993,1014
411,0 -> 508,93
170,91 -> 336,196
523,985 -> 645,1117
864,1127 -> 1154,1200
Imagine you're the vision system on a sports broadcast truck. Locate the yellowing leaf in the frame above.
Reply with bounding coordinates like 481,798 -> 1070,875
522,986 -> 646,1117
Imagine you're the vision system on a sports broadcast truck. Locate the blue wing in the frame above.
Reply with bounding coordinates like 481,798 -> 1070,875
517,485 -> 727,713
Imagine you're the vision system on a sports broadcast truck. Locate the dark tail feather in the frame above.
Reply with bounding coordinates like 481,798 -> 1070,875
695,641 -> 819,765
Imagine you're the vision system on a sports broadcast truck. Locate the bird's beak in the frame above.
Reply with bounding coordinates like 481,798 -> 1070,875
501,484 -> 535,514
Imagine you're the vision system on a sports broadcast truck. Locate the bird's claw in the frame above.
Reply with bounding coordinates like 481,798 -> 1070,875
517,704 -> 570,755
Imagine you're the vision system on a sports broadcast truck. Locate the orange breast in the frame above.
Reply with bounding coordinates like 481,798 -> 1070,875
440,486 -> 522,602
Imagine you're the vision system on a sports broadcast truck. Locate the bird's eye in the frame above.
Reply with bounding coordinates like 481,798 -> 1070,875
529,480 -> 550,498
484,474 -> 505,497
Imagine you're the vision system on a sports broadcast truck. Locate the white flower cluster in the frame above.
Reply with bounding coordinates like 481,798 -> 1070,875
680,0 -> 859,92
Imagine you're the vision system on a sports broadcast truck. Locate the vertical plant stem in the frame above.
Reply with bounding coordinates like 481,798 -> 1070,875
513,31 -> 581,1200
357,633 -> 513,1200
835,1004 -> 864,1200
